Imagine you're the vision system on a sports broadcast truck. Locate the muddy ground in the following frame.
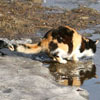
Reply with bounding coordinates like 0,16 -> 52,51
0,0 -> 100,39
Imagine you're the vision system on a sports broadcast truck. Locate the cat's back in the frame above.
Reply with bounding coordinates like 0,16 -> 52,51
42,26 -> 82,54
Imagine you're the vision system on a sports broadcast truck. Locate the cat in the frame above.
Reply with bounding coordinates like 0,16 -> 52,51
8,26 -> 99,63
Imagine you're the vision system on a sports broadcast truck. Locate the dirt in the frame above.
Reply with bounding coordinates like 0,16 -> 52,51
0,0 -> 100,39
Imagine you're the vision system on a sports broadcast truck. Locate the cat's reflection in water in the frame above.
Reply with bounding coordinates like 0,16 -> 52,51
49,60 -> 97,86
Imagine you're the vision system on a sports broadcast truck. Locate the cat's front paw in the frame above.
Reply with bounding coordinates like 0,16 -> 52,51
59,59 -> 67,64
72,55 -> 79,62
74,58 -> 79,62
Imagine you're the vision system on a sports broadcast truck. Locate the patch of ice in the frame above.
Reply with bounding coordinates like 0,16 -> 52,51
0,55 -> 88,100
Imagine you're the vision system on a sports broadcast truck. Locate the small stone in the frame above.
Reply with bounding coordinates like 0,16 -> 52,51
80,16 -> 89,20
3,88 -> 12,93
0,13 -> 3,17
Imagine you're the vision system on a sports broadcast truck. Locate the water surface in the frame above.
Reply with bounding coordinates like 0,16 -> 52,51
43,1 -> 100,100
43,0 -> 100,11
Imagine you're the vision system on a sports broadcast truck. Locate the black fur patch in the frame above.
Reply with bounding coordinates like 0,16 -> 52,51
88,39 -> 96,53
44,29 -> 53,39
80,38 -> 85,52
21,44 -> 31,49
49,41 -> 58,51
13,44 -> 17,51
80,38 -> 96,53
38,42 -> 41,46
51,26 -> 74,53
52,52 -> 59,57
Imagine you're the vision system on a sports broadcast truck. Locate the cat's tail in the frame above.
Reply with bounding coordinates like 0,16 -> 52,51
8,43 -> 42,54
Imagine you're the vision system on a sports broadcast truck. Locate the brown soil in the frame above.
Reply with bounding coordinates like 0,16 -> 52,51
0,0 -> 100,39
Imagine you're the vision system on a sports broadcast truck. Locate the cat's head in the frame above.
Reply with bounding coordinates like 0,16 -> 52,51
80,38 -> 99,57
84,39 -> 99,57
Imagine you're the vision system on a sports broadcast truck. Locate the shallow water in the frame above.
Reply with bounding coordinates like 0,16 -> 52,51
79,27 -> 100,100
49,60 -> 97,86
82,46 -> 100,100
43,1 -> 100,99
43,0 -> 100,11
35,26 -> 100,100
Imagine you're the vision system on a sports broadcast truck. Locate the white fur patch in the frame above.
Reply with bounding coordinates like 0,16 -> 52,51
54,48 -> 68,58
17,45 -> 26,52
84,49 -> 94,57
51,44 -> 94,63
75,49 -> 94,59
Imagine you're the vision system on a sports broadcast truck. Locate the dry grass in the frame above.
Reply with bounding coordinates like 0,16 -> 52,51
0,0 -> 100,39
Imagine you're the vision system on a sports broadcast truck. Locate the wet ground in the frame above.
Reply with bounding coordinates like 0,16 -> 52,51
0,0 -> 100,100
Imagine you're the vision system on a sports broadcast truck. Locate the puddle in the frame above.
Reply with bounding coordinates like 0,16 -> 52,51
49,60 -> 97,86
81,33 -> 100,100
33,25 -> 100,100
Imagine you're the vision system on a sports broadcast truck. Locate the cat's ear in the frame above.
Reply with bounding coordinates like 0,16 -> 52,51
95,40 -> 99,44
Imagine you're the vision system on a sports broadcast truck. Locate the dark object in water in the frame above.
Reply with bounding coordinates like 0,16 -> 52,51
0,40 -> 8,56
0,40 -> 8,49
0,51 -> 6,56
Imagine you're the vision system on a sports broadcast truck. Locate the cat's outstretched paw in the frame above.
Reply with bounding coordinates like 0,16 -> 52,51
55,56 -> 67,64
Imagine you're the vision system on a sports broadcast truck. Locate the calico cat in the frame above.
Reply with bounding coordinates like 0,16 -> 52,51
8,26 -> 99,63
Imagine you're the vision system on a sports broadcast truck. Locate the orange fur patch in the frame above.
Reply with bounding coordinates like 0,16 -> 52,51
58,43 -> 68,52
41,32 -> 53,51
72,31 -> 82,51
